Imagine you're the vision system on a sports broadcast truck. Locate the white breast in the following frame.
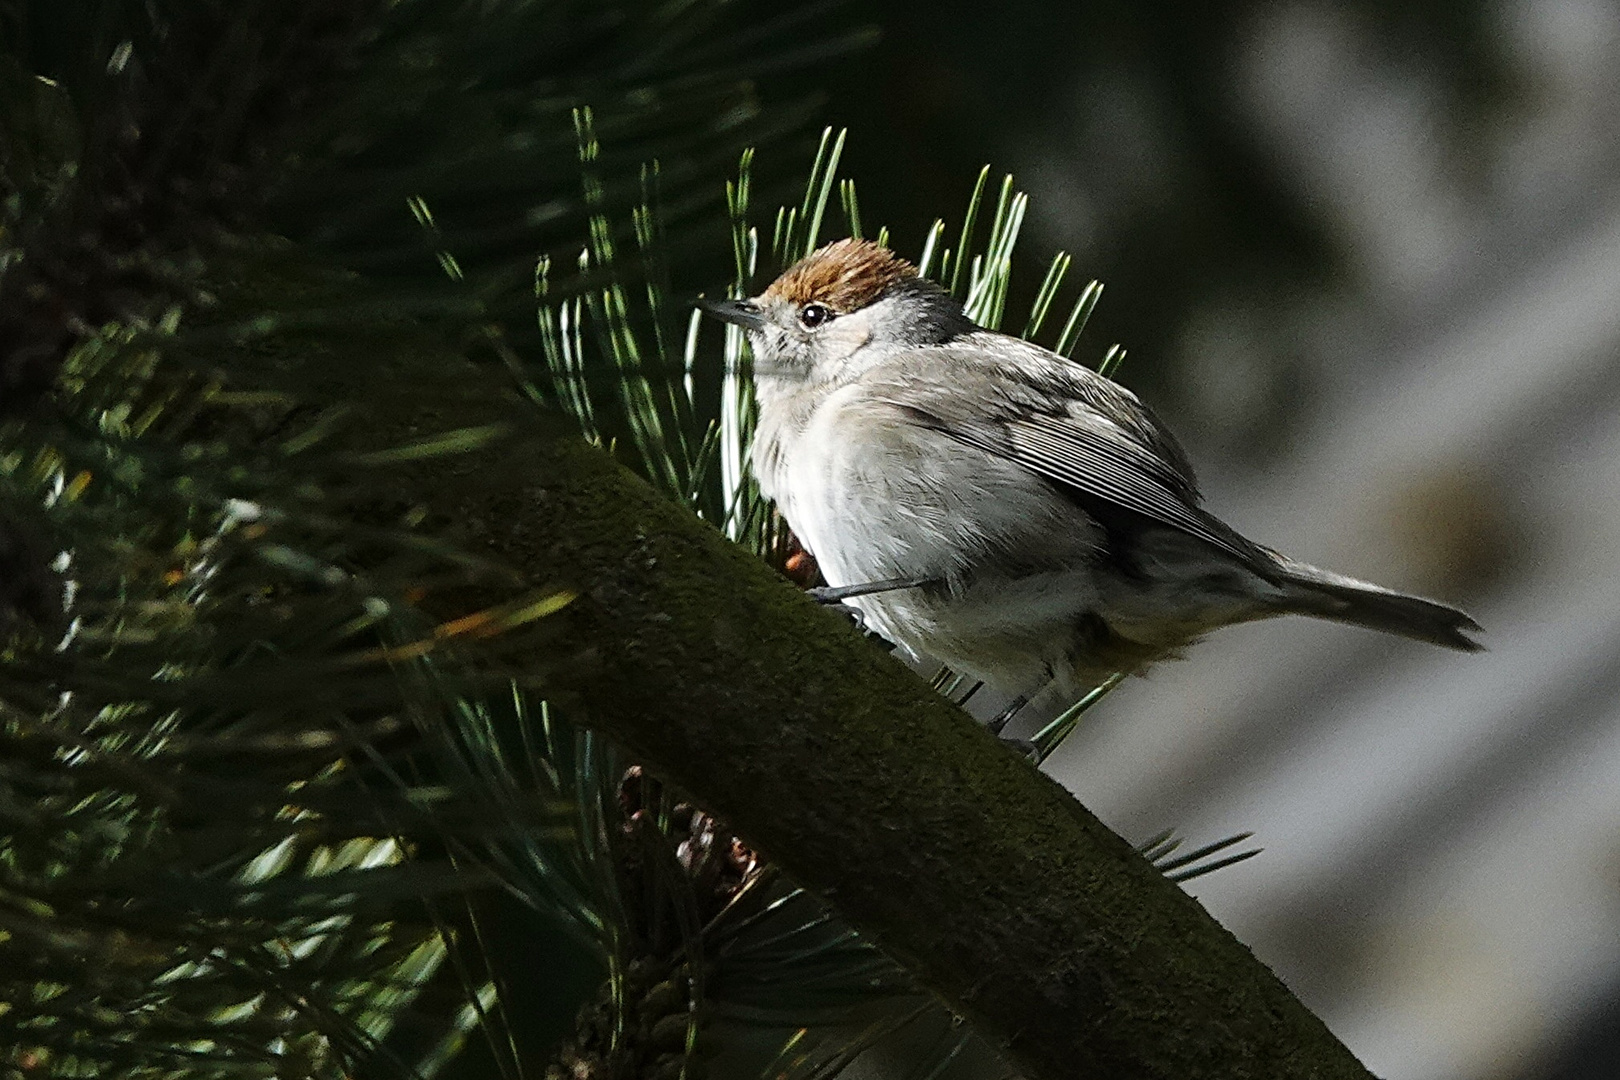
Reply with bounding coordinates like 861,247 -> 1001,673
765,383 -> 945,586
752,379 -> 1109,692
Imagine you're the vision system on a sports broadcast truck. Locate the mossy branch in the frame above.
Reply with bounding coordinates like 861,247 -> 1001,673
418,410 -> 1376,1080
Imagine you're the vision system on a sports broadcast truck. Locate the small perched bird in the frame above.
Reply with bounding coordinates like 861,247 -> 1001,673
699,239 -> 1481,714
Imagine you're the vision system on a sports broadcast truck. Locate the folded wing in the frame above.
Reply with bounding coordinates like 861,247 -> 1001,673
873,337 -> 1267,567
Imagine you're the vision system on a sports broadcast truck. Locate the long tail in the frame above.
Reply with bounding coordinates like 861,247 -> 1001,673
1272,559 -> 1484,652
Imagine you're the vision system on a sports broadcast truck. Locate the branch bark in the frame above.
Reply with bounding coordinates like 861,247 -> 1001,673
437,421 -> 1378,1080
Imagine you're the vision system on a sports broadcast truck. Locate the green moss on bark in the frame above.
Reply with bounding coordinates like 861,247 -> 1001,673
421,422 -> 1376,1080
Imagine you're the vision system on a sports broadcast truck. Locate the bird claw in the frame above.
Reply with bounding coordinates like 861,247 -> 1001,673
818,600 -> 901,651
998,736 -> 1040,762
985,693 -> 1031,736
823,599 -> 869,632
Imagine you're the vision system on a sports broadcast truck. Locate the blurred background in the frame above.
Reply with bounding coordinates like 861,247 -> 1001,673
794,1 -> 1620,1077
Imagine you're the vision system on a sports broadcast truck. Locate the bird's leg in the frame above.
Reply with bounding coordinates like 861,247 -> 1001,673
806,576 -> 939,604
986,693 -> 1031,736
810,576 -> 939,635
987,673 -> 1060,761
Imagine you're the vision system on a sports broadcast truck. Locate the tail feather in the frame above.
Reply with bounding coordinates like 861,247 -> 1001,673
1273,561 -> 1484,652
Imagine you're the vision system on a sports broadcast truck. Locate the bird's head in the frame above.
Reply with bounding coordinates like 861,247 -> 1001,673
697,238 -> 972,386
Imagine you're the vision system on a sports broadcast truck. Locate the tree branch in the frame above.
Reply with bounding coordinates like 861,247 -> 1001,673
438,422 -> 1377,1080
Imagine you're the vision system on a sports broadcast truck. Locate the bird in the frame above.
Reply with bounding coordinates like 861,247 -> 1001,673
698,238 -> 1482,718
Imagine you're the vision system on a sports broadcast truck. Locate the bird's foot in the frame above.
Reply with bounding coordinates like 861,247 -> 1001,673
998,736 -> 1040,762
822,599 -> 869,632
986,693 -> 1031,736
818,600 -> 901,651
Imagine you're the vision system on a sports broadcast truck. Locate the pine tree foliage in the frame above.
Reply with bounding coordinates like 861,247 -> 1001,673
0,3 -> 868,1078
0,4 -> 1263,1079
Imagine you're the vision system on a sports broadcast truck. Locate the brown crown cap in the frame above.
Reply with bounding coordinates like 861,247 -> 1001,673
763,238 -> 920,313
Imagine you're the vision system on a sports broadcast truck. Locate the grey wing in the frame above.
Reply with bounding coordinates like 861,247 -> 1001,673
872,338 -> 1267,566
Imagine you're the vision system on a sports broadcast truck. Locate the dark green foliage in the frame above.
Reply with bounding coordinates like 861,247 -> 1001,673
0,3 -> 1264,1077
0,254 -> 603,1076
0,2 -> 867,1077
0,1 -> 386,412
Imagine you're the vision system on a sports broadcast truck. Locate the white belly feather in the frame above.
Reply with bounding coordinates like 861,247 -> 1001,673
754,382 -> 1108,693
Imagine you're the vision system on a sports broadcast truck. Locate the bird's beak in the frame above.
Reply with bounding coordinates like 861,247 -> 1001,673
696,296 -> 765,332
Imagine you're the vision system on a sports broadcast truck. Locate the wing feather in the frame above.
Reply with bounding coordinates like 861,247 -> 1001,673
869,336 -> 1264,565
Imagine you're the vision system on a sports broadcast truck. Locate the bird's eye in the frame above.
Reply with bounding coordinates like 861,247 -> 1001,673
798,302 -> 833,329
